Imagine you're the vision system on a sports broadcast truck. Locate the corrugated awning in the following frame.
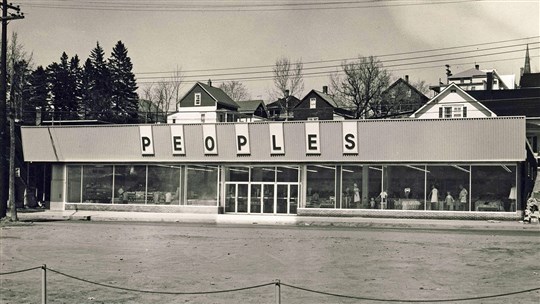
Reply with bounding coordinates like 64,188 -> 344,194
21,117 -> 527,163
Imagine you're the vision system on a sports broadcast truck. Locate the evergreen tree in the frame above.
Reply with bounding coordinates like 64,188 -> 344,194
109,41 -> 138,123
79,59 -> 94,119
87,42 -> 113,121
69,55 -> 83,118
25,66 -> 48,124
47,52 -> 79,120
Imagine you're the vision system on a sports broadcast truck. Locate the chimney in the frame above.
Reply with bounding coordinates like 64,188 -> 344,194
405,75 -> 409,83
284,89 -> 290,98
322,86 -> 328,94
207,79 -> 212,87
486,72 -> 493,91
475,64 -> 479,70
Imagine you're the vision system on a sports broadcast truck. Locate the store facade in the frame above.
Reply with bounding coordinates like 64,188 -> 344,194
21,117 -> 537,219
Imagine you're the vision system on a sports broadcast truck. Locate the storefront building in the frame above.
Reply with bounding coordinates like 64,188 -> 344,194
20,117 -> 537,219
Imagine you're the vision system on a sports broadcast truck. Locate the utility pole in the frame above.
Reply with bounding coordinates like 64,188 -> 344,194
1,0 -> 24,220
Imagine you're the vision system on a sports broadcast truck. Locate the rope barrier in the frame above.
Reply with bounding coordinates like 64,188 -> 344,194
0,266 -> 42,276
280,283 -> 540,303
1,266 -> 539,302
47,268 -> 274,295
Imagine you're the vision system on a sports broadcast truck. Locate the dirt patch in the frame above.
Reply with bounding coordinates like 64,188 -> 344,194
1,222 -> 539,303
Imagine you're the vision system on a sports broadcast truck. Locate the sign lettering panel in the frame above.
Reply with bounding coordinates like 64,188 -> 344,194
235,124 -> 250,155
203,124 -> 218,155
139,126 -> 154,156
342,121 -> 358,154
269,123 -> 285,155
170,125 -> 186,155
305,122 -> 320,155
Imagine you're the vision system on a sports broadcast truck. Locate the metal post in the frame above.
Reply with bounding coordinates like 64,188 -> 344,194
274,279 -> 281,304
41,264 -> 47,304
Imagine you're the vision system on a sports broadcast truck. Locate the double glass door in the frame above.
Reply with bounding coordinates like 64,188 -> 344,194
226,183 -> 298,214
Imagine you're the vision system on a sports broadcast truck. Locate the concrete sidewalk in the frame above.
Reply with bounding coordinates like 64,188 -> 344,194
13,209 -> 540,231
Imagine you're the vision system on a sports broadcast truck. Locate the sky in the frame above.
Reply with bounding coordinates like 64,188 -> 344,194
8,0 -> 540,101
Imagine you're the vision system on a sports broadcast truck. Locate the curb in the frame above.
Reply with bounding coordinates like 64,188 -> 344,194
14,210 -> 540,231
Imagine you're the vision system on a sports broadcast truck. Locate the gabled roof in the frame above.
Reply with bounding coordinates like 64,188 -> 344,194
520,73 -> 540,88
411,83 -> 497,118
305,89 -> 340,108
237,100 -> 266,113
197,82 -> 239,109
382,78 -> 429,100
267,95 -> 301,110
467,88 -> 540,117
449,68 -> 486,79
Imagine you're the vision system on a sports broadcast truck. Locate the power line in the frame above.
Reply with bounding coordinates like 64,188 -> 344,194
23,0 -> 487,12
135,36 -> 540,75
137,46 -> 540,84
135,42 -> 539,80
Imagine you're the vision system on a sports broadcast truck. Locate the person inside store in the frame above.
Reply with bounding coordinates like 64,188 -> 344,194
118,186 -> 128,204
378,189 -> 388,209
458,185 -> 468,211
429,184 -> 439,210
353,183 -> 361,208
445,191 -> 455,211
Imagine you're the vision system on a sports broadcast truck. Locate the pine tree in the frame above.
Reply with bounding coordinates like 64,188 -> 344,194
109,41 -> 138,123
25,66 -> 48,124
87,42 -> 113,121
47,52 -> 79,120
80,59 -> 94,119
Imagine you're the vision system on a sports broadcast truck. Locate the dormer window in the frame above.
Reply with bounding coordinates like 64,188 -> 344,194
194,93 -> 202,106
310,98 -> 316,109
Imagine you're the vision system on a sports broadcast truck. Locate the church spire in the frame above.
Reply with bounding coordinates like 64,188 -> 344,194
523,44 -> 531,75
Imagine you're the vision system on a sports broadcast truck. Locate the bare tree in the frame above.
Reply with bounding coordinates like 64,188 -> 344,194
7,32 -> 33,119
219,80 -> 251,101
412,80 -> 430,96
140,68 -> 183,122
330,55 -> 390,119
272,56 -> 304,99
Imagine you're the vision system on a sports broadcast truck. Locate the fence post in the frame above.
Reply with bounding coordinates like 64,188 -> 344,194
41,264 -> 47,304
274,279 -> 281,304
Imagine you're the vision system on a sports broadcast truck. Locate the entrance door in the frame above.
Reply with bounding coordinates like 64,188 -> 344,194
262,184 -> 274,213
277,184 -> 299,214
225,183 -> 248,213
250,184 -> 262,213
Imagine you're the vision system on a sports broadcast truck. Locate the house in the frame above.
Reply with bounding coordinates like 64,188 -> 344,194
466,86 -> 540,157
167,80 -> 239,124
236,100 -> 268,122
379,76 -> 429,118
431,64 -> 515,93
292,86 -> 354,121
266,91 -> 301,121
411,83 -> 496,119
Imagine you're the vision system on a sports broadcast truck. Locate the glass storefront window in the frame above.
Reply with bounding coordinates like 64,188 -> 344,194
226,166 -> 250,182
114,165 -> 147,204
471,165 -> 516,212
67,165 -> 82,203
251,166 -> 275,182
426,165 -> 470,211
277,166 -> 299,182
341,165 -> 363,209
306,165 -> 336,208
384,165 -> 426,210
367,166 -> 383,209
82,165 -> 113,203
147,165 -> 181,205
186,165 -> 218,206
